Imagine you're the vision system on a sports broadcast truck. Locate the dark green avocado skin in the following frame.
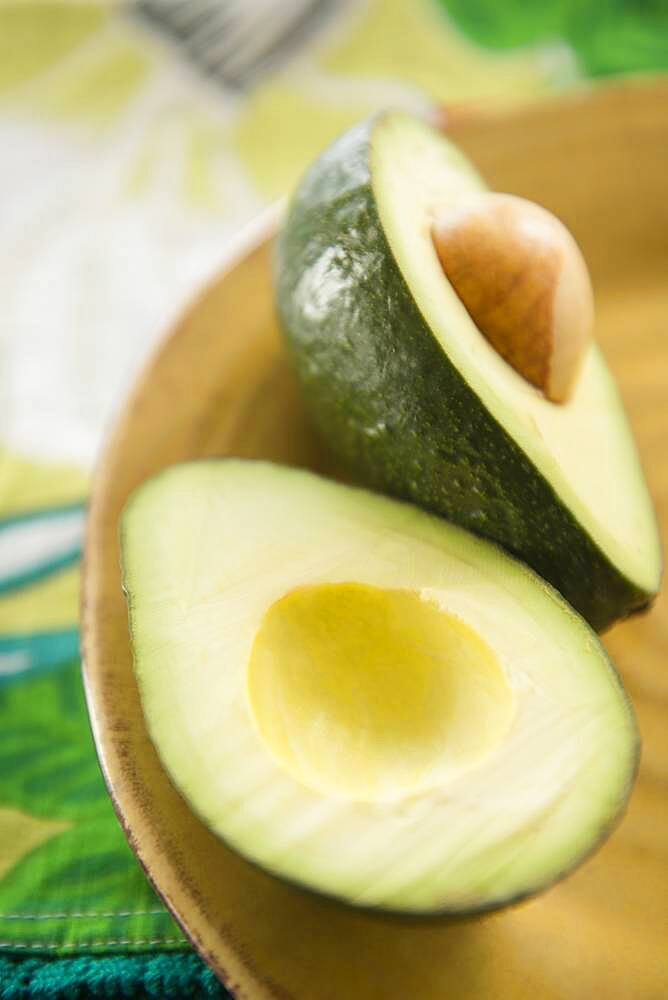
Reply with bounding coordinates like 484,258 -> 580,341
275,118 -> 652,632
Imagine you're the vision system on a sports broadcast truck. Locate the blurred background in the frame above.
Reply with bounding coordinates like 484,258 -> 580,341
0,1 -> 666,996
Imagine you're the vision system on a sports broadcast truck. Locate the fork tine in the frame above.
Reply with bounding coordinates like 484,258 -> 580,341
133,0 -> 335,91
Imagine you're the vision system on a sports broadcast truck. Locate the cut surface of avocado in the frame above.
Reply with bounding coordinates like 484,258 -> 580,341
276,112 -> 661,630
248,582 -> 515,802
122,460 -> 638,915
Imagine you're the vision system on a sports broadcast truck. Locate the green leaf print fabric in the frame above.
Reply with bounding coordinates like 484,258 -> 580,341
1,1 -> 665,995
0,658 -> 183,949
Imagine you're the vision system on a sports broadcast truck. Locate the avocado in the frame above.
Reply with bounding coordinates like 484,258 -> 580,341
121,460 -> 638,915
275,112 -> 661,631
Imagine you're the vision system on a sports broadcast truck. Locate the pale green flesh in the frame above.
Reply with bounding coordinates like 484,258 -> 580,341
122,461 -> 637,914
372,112 -> 660,595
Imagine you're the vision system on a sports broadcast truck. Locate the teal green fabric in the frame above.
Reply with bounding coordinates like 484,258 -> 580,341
0,953 -> 227,999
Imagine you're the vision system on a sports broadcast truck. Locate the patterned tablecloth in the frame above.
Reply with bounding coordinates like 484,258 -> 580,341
0,1 -> 665,995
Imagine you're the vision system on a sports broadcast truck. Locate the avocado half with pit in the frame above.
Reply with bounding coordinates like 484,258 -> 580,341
122,460 -> 637,915
275,112 -> 661,631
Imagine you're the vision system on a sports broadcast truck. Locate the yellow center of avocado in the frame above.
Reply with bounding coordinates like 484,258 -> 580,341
247,582 -> 514,803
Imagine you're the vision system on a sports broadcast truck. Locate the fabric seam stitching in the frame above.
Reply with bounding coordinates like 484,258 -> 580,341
0,937 -> 186,950
0,910 -> 168,920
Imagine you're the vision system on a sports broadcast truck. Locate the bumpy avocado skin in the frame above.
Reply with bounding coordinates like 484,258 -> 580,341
275,118 -> 651,632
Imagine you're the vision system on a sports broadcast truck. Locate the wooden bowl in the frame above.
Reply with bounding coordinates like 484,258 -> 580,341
82,80 -> 668,999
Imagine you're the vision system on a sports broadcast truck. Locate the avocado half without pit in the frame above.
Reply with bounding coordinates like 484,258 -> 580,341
276,111 -> 661,631
122,462 -> 637,915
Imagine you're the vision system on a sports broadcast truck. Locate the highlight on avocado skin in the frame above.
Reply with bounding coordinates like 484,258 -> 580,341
121,460 -> 638,916
275,111 -> 661,632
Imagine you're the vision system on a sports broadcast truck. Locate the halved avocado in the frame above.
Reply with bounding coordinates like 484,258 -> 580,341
121,460 -> 637,915
275,112 -> 661,631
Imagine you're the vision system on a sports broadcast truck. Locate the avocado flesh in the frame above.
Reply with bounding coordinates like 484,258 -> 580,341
122,460 -> 637,915
276,112 -> 661,631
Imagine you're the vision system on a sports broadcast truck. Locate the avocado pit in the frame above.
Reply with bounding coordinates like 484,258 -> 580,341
431,192 -> 594,403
